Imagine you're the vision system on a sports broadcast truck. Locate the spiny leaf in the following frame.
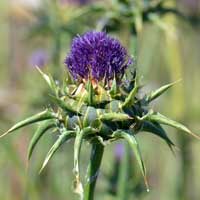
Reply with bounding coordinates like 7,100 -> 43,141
121,82 -> 138,108
146,80 -> 181,103
146,112 -> 200,140
113,130 -> 149,191
49,95 -> 81,115
28,120 -> 56,161
36,66 -> 58,95
141,121 -> 176,152
39,130 -> 74,173
1,110 -> 57,138
99,112 -> 132,122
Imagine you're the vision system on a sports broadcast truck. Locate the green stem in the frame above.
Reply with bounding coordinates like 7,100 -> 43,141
84,143 -> 104,200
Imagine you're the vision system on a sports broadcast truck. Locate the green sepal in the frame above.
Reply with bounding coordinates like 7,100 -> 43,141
141,121 -> 176,151
1,109 -> 57,138
109,76 -> 118,97
146,112 -> 200,139
113,130 -> 149,191
86,80 -> 94,105
39,130 -> 75,173
121,82 -> 138,108
49,95 -> 82,116
146,80 -> 180,103
99,112 -> 132,122
28,120 -> 57,161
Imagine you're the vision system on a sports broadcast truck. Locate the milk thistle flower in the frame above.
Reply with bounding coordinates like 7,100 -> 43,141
65,31 -> 132,82
2,31 -> 199,200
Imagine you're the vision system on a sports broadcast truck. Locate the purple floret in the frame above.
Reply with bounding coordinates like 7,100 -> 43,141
65,31 -> 132,82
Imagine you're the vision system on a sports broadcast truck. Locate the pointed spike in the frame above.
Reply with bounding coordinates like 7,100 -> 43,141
39,130 -> 74,173
113,130 -> 149,190
1,109 -> 57,138
146,79 -> 181,103
146,112 -> 200,140
27,120 -> 56,161
121,83 -> 138,108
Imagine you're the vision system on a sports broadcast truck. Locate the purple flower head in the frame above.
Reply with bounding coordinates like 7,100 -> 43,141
65,31 -> 132,82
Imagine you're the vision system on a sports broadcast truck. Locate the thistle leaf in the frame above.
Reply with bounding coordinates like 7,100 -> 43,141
141,121 -> 176,152
146,80 -> 181,103
113,130 -> 149,190
28,120 -> 56,161
1,110 -> 57,138
49,95 -> 81,115
121,83 -> 138,108
99,113 -> 132,122
39,130 -> 74,173
146,112 -> 200,139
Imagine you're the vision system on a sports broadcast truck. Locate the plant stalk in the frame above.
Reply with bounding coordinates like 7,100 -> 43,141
84,143 -> 104,200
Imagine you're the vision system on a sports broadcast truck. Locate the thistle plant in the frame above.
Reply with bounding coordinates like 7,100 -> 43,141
1,31 -> 199,200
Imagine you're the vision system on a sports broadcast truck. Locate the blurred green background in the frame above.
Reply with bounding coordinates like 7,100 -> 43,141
0,0 -> 200,200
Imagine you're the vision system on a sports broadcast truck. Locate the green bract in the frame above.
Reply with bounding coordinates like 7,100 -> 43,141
1,67 -> 199,199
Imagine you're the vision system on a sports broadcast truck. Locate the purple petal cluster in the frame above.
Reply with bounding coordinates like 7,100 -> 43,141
65,31 -> 132,82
